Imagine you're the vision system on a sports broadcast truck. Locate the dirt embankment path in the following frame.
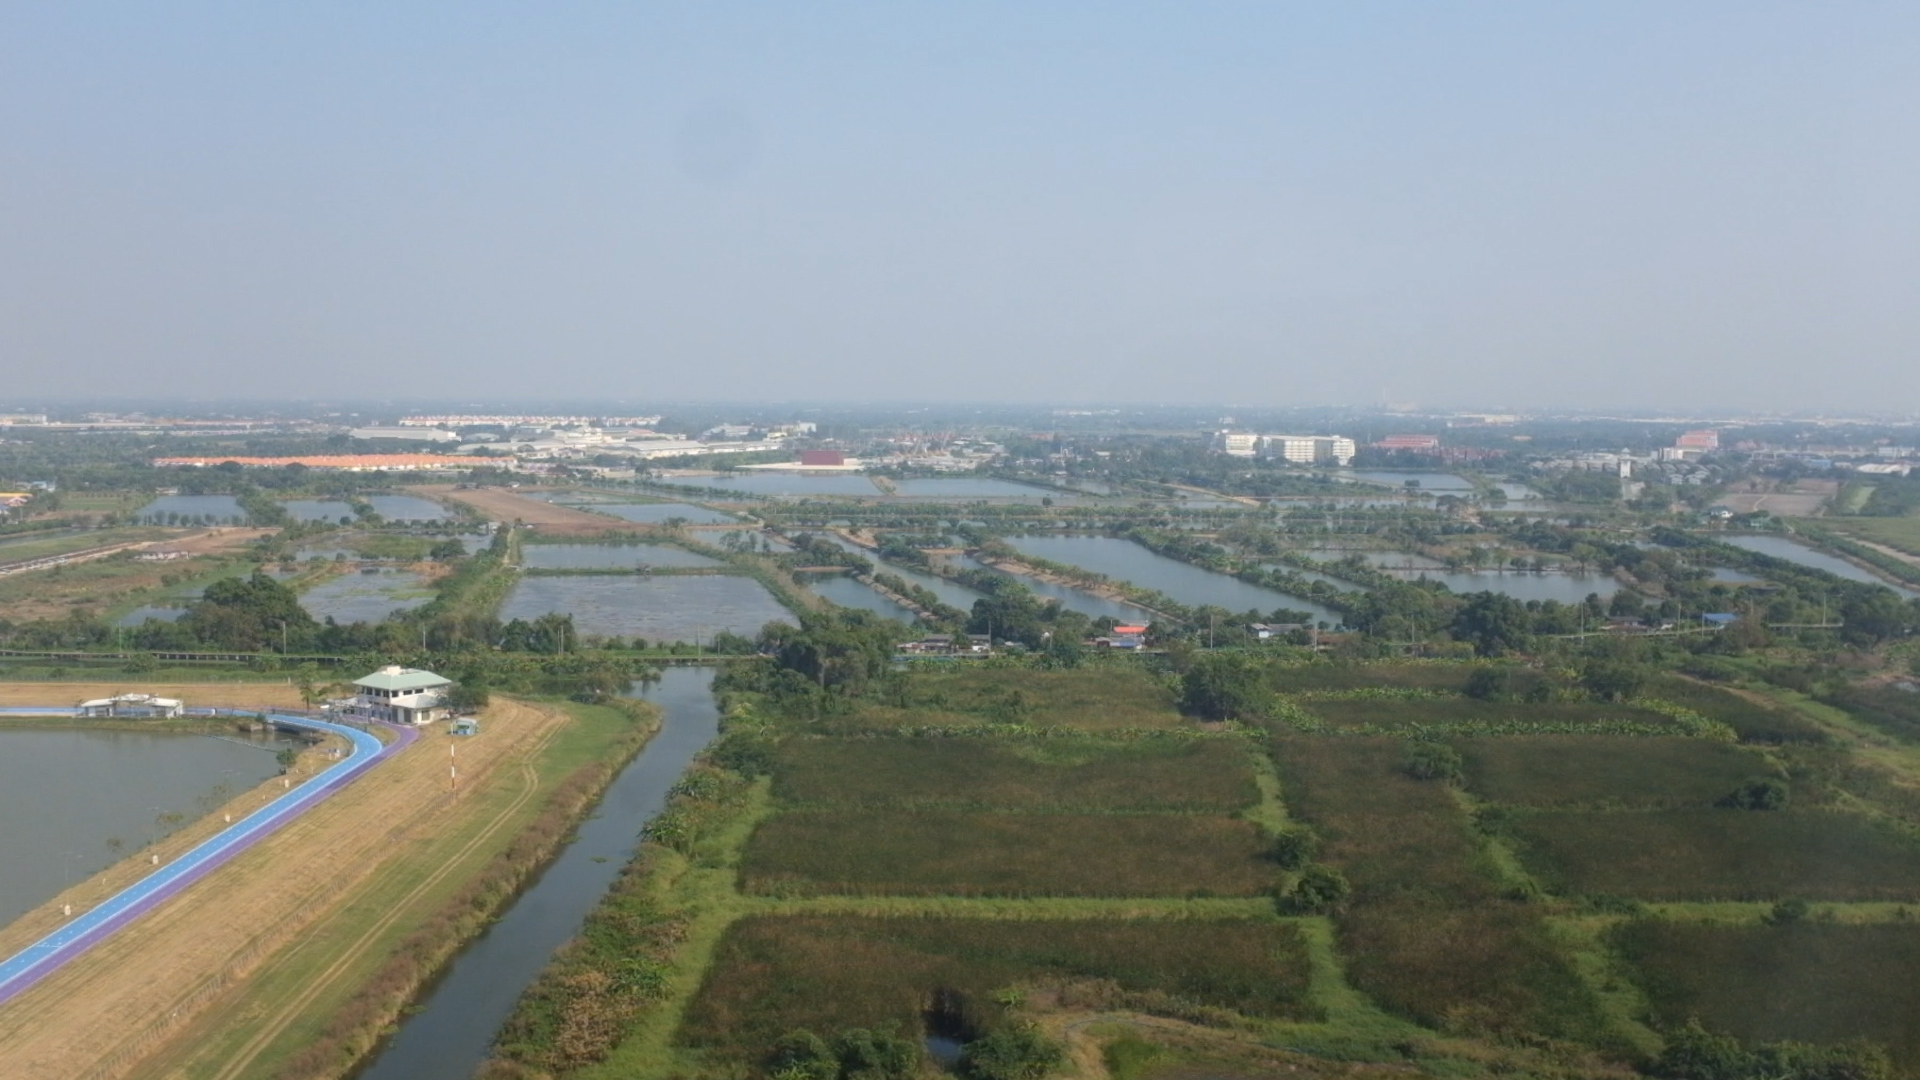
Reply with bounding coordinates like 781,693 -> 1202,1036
0,683 -> 305,710
415,484 -> 653,536
0,697 -> 572,1080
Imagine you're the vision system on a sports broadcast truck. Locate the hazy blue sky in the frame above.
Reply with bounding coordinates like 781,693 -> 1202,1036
3,3 -> 1916,411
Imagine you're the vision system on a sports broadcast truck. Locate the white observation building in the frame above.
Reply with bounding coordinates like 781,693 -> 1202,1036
348,665 -> 453,725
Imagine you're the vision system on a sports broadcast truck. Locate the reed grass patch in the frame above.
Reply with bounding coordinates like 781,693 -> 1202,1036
1648,676 -> 1829,744
1270,737 -> 1605,1041
880,666 -> 1186,730
1459,736 -> 1774,809
678,915 -> 1315,1070
1295,697 -> 1681,733
1613,919 -> 1920,1069
1267,663 -> 1475,694
770,736 -> 1259,812
1507,809 -> 1920,901
740,811 -> 1275,898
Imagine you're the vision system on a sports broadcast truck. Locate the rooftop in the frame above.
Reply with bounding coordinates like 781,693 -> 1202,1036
354,665 -> 452,692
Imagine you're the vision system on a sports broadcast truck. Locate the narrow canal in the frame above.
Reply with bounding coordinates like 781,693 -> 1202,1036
355,667 -> 721,1080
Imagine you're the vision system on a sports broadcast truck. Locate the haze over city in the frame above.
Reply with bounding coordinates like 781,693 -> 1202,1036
4,3 -> 1918,411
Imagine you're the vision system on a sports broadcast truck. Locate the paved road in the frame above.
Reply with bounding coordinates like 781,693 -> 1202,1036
0,708 -> 412,1007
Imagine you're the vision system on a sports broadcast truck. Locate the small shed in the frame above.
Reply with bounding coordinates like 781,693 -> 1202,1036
77,693 -> 185,718
450,718 -> 481,736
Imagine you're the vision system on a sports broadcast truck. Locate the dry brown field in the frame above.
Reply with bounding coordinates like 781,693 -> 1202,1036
417,485 -> 650,535
0,683 -> 305,710
0,697 -> 571,1080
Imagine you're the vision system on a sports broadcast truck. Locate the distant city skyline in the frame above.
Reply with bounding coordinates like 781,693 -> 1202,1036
3,4 -> 1917,410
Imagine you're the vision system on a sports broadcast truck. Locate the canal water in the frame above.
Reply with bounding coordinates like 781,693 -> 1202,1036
0,728 -> 286,928
1004,535 -> 1340,623
1722,534 -> 1920,599
355,668 -> 722,1080
938,553 -> 1150,623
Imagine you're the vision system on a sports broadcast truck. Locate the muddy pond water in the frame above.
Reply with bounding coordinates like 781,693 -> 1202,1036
800,571 -> 921,622
299,568 -> 436,623
355,668 -> 722,1080
0,727 -> 289,928
519,543 -> 720,570
1722,534 -> 1920,599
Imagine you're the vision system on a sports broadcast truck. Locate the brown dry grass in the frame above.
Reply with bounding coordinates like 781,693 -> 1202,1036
420,485 -> 649,536
0,682 -> 305,710
0,697 -> 572,1080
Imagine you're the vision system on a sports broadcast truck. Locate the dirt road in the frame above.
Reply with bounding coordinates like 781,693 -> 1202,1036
0,697 -> 572,1080
0,683 -> 305,710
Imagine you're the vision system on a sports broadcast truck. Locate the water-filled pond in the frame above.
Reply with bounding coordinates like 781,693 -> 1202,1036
668,473 -> 883,497
500,575 -> 791,643
1722,535 -> 1920,598
1343,470 -> 1475,491
585,502 -> 739,525
134,495 -> 246,522
281,495 -> 450,522
356,667 -> 721,1080
1004,535 -> 1340,623
299,569 -> 435,623
519,544 -> 719,570
939,554 -> 1155,624
0,727 -> 286,927
800,572 -> 920,622
888,478 -> 1057,498
1386,568 -> 1620,603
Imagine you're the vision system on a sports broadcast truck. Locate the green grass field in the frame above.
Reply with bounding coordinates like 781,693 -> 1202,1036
1270,737 -> 1605,1040
678,915 -> 1316,1070
1508,809 -> 1920,901
1648,675 -> 1830,744
1459,736 -> 1775,808
1822,517 -> 1920,558
858,665 -> 1187,730
1295,696 -> 1680,733
1613,919 -> 1920,1069
770,736 -> 1259,812
739,810 -> 1276,898
1818,685 -> 1920,744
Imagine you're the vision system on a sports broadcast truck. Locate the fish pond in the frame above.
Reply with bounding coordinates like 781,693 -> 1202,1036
1722,534 -> 1920,598
133,495 -> 247,523
800,572 -> 920,623
939,553 -> 1153,624
280,495 -> 450,522
585,502 -> 739,525
0,727 -> 288,928
1004,535 -> 1340,623
519,543 -> 720,571
670,474 -> 885,497
299,568 -> 436,623
499,574 -> 792,643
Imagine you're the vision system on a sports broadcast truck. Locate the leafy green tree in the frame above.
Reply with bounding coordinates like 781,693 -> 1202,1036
1269,828 -> 1320,869
831,1026 -> 919,1080
1581,658 -> 1649,702
960,1026 -> 1064,1080
767,1030 -> 839,1080
1179,653 -> 1268,720
1450,593 -> 1532,656
183,571 -> 317,651
1401,741 -> 1463,783
1463,666 -> 1513,701
1720,777 -> 1790,811
1282,864 -> 1350,914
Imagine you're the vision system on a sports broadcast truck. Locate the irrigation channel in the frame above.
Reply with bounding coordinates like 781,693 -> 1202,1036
356,666 -> 722,1080
0,709 -> 400,1007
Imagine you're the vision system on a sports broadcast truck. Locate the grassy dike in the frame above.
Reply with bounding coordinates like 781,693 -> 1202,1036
140,696 -> 661,1080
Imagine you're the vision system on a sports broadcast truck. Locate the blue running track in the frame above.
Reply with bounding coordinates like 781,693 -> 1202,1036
0,708 -> 412,1007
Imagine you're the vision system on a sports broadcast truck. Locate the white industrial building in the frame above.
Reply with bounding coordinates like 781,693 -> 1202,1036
77,693 -> 185,718
1213,432 -> 1356,465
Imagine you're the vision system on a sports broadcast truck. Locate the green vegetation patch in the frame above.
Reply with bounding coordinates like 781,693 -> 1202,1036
1267,663 -> 1474,694
1649,676 -> 1829,744
1614,919 -> 1920,1069
679,915 -> 1315,1070
1271,737 -> 1606,1041
1296,696 -> 1680,734
770,736 -> 1259,812
855,665 -> 1186,731
740,811 -> 1275,897
1459,736 -> 1774,809
1818,684 -> 1920,744
1507,809 -> 1920,901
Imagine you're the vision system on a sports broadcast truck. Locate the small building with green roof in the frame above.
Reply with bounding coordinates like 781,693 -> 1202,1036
348,665 -> 453,725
